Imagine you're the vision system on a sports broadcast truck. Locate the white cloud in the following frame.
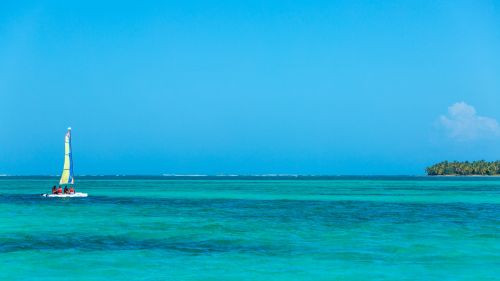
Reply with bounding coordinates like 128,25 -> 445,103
439,102 -> 500,141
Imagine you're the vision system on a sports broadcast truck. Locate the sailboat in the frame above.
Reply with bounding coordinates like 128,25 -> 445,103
42,127 -> 88,198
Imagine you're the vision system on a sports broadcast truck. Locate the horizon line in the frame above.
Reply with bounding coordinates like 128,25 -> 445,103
0,174 -> 438,177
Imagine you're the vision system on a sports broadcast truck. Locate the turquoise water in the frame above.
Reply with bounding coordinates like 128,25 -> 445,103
0,177 -> 499,280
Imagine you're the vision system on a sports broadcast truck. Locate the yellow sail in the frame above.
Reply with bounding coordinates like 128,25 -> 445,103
59,128 -> 74,185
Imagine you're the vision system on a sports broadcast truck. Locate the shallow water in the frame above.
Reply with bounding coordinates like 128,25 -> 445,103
0,177 -> 499,280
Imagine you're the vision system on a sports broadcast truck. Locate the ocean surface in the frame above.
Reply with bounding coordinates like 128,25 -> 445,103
0,176 -> 499,281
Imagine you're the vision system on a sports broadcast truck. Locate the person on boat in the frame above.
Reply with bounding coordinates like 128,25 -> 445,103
52,186 -> 57,194
64,187 -> 69,194
57,186 -> 63,194
69,186 -> 75,194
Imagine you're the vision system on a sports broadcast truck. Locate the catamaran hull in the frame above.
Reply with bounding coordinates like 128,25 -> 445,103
42,192 -> 88,198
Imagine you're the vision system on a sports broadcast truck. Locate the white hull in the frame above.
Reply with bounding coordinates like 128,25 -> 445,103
42,192 -> 88,198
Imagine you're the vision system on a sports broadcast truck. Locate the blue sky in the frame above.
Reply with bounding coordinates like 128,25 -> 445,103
1,0 -> 500,175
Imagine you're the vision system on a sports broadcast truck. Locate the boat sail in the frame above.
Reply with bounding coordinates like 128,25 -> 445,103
59,127 -> 74,185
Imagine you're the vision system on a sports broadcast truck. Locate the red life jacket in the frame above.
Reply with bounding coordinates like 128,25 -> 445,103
57,188 -> 63,194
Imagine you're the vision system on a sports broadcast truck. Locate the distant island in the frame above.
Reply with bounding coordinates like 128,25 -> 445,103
426,161 -> 500,176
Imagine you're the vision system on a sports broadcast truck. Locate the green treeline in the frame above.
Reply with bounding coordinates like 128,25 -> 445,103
426,160 -> 500,176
